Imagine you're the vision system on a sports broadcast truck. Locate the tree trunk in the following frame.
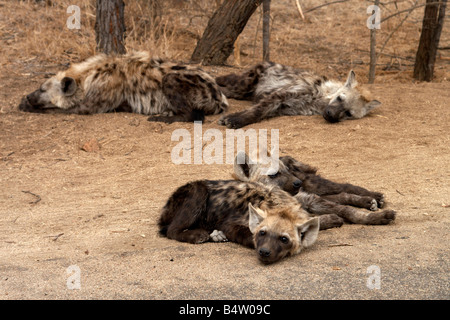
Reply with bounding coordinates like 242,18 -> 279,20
190,0 -> 262,65
95,0 -> 126,55
413,0 -> 447,81
262,0 -> 271,61
368,0 -> 380,84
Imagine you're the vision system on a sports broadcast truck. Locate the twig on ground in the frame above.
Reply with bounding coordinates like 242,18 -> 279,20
22,190 -> 41,204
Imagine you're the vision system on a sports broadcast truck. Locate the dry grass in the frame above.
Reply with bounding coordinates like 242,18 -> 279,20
0,0 -> 448,83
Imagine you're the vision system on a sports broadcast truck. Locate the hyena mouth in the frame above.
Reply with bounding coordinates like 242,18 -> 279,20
18,96 -> 57,113
322,109 -> 341,123
18,96 -> 38,112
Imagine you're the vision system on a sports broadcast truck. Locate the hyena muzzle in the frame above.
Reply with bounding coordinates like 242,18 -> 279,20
233,151 -> 396,226
19,51 -> 228,123
216,62 -> 381,128
158,178 -> 320,264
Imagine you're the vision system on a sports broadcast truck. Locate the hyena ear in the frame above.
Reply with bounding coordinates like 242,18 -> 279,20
248,203 -> 266,234
344,70 -> 357,88
297,217 -> 320,248
234,151 -> 253,181
365,100 -> 381,113
61,77 -> 77,96
280,156 -> 317,176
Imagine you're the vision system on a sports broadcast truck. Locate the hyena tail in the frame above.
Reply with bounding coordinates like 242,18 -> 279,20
216,63 -> 266,100
158,181 -> 209,238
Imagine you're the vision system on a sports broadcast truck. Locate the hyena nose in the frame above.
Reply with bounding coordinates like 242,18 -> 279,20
259,248 -> 271,257
293,180 -> 302,188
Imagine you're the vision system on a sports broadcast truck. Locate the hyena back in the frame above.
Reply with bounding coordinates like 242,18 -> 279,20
158,179 -> 319,264
19,51 -> 228,123
233,151 -> 396,226
216,62 -> 381,128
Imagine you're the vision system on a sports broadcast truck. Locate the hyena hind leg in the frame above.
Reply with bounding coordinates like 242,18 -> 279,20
148,73 -> 206,123
159,181 -> 211,243
296,192 -> 396,225
318,214 -> 344,230
321,193 -> 379,211
167,228 -> 211,244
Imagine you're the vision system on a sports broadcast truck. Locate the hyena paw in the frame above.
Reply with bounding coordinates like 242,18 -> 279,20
193,230 -> 211,244
218,114 -> 247,129
366,210 -> 396,225
210,230 -> 228,242
369,199 -> 378,211
359,196 -> 379,211
373,193 -> 385,208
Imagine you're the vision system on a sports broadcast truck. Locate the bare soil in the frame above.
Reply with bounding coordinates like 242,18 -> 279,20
0,0 -> 449,300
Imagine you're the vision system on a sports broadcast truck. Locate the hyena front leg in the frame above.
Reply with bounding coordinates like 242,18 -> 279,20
218,91 -> 303,129
295,192 -> 396,225
322,182 -> 385,208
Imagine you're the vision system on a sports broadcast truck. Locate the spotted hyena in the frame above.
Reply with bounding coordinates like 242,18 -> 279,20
216,62 -> 381,128
158,176 -> 321,264
233,151 -> 396,226
19,51 -> 228,123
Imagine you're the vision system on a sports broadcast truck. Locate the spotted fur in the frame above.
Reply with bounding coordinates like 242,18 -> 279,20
19,51 -> 228,123
158,178 -> 319,264
216,62 -> 381,128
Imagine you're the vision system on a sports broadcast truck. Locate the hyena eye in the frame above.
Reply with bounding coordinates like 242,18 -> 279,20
344,110 -> 352,117
337,96 -> 343,102
268,172 -> 279,178
280,236 -> 289,244
259,230 -> 266,236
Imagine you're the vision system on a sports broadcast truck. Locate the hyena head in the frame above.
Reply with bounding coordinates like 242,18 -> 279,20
18,73 -> 81,113
323,70 -> 381,123
248,203 -> 319,264
233,151 -> 303,195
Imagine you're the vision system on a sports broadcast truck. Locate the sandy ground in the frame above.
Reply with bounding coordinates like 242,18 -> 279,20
0,0 -> 449,301
1,76 -> 449,299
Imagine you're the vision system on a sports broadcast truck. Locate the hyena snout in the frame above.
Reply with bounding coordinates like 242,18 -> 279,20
323,104 -> 347,123
26,90 -> 42,106
18,90 -> 43,112
284,178 -> 302,195
293,179 -> 302,189
259,248 -> 271,258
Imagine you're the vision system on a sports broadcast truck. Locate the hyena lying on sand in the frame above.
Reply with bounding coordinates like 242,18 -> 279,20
216,62 -> 381,128
233,151 -> 396,226
158,154 -> 324,264
19,51 -> 228,123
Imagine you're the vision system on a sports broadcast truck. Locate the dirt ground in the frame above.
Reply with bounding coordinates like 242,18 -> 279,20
1,0 -> 449,300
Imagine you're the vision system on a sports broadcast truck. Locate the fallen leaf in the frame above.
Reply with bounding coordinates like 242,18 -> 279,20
81,138 -> 100,152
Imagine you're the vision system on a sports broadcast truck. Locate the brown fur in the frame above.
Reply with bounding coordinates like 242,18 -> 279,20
158,178 -> 320,264
18,51 -> 228,123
